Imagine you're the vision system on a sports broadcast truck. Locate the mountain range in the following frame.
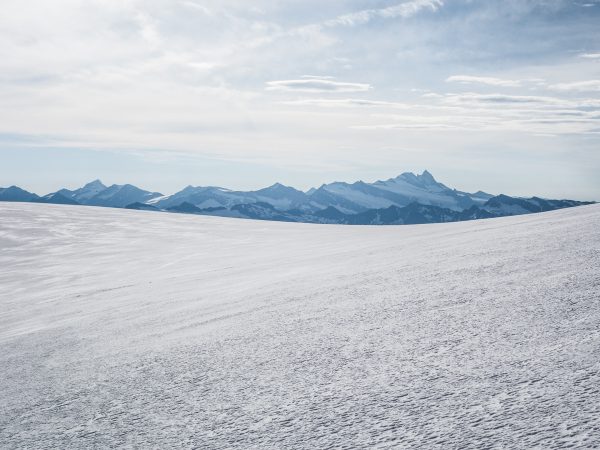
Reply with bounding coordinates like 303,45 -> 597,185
1,171 -> 593,225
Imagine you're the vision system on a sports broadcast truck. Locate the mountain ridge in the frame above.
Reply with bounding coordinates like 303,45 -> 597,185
1,171 -> 594,225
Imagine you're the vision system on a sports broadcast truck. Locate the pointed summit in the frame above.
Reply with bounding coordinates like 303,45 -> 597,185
68,179 -> 109,203
83,179 -> 106,190
392,170 -> 439,187
250,182 -> 309,209
420,170 -> 435,182
267,182 -> 286,189
256,182 -> 302,195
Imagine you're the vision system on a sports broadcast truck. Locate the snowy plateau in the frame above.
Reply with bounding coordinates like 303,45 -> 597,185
1,202 -> 599,449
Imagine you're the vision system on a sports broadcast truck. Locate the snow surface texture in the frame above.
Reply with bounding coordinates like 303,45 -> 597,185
1,202 -> 599,449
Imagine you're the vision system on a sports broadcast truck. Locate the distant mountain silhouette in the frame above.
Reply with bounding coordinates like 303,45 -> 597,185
125,202 -> 160,211
37,192 -> 80,205
0,186 -> 39,202
53,180 -> 162,208
2,171 -> 594,225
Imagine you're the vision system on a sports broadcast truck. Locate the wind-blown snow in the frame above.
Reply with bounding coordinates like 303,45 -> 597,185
1,203 -> 599,449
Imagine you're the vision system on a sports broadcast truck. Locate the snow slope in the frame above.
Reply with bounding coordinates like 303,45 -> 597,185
1,202 -> 599,449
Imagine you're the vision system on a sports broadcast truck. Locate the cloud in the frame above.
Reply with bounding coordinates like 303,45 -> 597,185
446,75 -> 522,87
180,1 -> 213,16
353,123 -> 461,130
549,80 -> 600,92
287,0 -> 444,46
2,0 -> 600,199
441,92 -> 563,105
344,88 -> 600,137
301,75 -> 336,80
133,12 -> 161,47
323,0 -> 444,27
266,78 -> 372,93
281,98 -> 409,108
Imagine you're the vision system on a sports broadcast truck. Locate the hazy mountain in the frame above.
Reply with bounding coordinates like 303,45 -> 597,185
165,202 -> 229,215
323,203 -> 495,225
49,180 -> 162,208
304,171 -> 489,214
312,206 -> 350,222
346,203 -> 464,225
1,172 -> 593,225
154,183 -> 308,211
154,171 -> 493,214
125,202 -> 160,211
0,186 -> 39,202
37,192 -> 80,205
306,182 -> 387,214
247,183 -> 309,210
154,186 -> 243,210
56,179 -> 107,203
165,201 -> 205,214
194,202 -> 495,225
482,195 -> 592,216
230,202 -> 301,222
369,171 -> 491,211
84,184 -> 163,208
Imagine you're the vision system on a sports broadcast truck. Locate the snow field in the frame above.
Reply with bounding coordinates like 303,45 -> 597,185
1,203 -> 599,448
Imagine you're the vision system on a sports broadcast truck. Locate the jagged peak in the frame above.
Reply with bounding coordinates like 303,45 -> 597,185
83,179 -> 106,189
262,182 -> 292,191
420,170 -> 436,182
388,170 -> 439,186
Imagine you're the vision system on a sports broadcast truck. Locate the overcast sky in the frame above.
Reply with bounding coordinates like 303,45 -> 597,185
1,0 -> 599,199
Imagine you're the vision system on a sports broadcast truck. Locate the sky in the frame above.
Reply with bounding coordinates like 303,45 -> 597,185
1,0 -> 599,200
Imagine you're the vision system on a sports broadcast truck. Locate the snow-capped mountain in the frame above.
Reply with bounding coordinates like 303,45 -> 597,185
56,179 -> 107,203
39,192 -> 80,205
370,171 -> 492,211
3,170 -> 493,213
152,171 -> 492,214
306,181 -> 395,214
344,203 -> 495,225
150,186 -> 235,209
298,171 -> 491,214
153,183 -> 309,211
482,195 -> 588,217
51,180 -> 163,208
249,183 -> 309,210
1,171 -> 593,225
84,184 -> 163,208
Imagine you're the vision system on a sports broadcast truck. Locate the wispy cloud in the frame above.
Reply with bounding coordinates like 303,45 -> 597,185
323,0 -> 444,27
281,98 -> 409,108
266,77 -> 371,93
353,123 -> 461,130
446,75 -> 522,87
579,53 -> 600,59
441,92 -> 563,105
180,1 -> 213,16
549,80 -> 600,92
